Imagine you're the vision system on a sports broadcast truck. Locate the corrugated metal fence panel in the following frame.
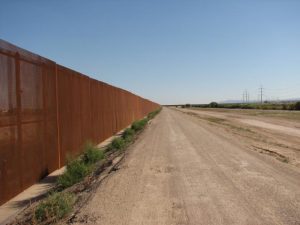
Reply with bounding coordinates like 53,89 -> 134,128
57,66 -> 83,164
0,51 -> 20,204
90,79 -> 102,142
0,39 -> 160,205
19,58 -> 45,189
79,75 -> 92,147
44,64 -> 59,173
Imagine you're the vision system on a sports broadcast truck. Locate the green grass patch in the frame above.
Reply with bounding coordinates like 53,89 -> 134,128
57,142 -> 105,189
150,108 -> 162,118
122,128 -> 135,143
111,137 -> 125,150
34,192 -> 75,223
106,109 -> 161,152
82,142 -> 104,165
131,118 -> 148,131
57,159 -> 90,189
147,109 -> 161,119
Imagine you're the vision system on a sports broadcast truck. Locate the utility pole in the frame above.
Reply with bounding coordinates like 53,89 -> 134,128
259,86 -> 264,104
243,91 -> 245,103
243,90 -> 250,103
244,90 -> 250,103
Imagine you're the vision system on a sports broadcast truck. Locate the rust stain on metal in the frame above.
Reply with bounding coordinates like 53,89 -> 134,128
0,40 -> 160,205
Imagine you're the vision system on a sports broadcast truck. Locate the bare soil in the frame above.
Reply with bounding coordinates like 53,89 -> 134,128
179,107 -> 300,168
67,108 -> 300,225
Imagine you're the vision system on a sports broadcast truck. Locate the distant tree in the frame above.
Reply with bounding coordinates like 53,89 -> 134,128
185,104 -> 191,108
282,104 -> 287,110
209,102 -> 219,108
288,104 -> 295,110
295,102 -> 300,110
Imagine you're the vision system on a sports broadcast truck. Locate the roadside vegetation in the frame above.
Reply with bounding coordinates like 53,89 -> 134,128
33,192 -> 75,224
180,102 -> 300,111
57,142 -> 104,189
15,108 -> 161,225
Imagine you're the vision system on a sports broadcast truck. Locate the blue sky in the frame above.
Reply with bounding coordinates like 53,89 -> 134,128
1,0 -> 300,104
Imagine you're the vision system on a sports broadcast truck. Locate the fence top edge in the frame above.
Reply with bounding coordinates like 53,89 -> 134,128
0,39 -> 160,106
0,40 -> 56,66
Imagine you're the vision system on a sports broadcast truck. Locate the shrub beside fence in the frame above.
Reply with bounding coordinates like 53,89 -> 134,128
0,39 -> 160,205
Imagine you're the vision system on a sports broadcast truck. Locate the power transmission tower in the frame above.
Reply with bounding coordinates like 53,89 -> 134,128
259,86 -> 264,104
243,90 -> 250,103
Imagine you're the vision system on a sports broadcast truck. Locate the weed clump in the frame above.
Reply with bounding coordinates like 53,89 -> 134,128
131,118 -> 148,132
82,142 -> 104,165
282,158 -> 289,163
57,159 -> 89,189
58,142 -> 104,189
148,109 -> 161,118
34,192 -> 75,223
112,137 -> 125,150
122,128 -> 135,142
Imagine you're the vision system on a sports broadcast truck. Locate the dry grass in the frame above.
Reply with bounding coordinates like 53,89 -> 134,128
192,107 -> 300,122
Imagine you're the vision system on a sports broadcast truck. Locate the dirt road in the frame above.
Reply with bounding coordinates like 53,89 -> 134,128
70,108 -> 300,225
178,108 -> 300,168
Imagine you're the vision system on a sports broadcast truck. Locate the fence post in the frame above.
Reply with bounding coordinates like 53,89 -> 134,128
42,63 -> 47,175
15,52 -> 23,190
55,64 -> 61,168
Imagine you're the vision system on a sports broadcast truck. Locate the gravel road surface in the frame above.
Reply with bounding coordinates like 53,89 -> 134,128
71,108 -> 300,225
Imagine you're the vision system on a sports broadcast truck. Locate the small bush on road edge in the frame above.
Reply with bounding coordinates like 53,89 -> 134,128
57,142 -> 104,189
112,137 -> 126,150
131,118 -> 148,131
34,192 -> 75,223
83,141 -> 104,165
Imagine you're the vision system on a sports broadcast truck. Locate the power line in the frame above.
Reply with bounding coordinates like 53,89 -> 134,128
240,85 -> 299,104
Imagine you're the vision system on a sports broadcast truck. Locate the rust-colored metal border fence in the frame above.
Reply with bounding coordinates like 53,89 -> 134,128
0,40 -> 160,205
